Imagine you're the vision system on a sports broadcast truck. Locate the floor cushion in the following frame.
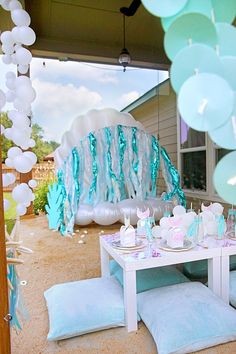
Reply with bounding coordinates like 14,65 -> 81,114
110,260 -> 190,293
138,282 -> 236,354
183,255 -> 236,280
44,276 -> 125,341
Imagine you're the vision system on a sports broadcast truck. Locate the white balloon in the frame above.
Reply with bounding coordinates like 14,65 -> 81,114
11,26 -> 21,42
9,0 -> 22,10
8,110 -> 30,127
11,53 -> 17,65
1,44 -> 14,55
1,0 -> 10,10
5,90 -> 15,102
30,193 -> 35,201
8,146 -> 22,159
4,128 -> 13,140
7,173 -> 16,184
13,97 -> 31,114
28,138 -> 35,148
0,30 -> 14,46
28,179 -> 37,188
173,205 -> 186,216
11,128 -> 30,146
2,54 -> 12,64
0,89 -> 6,109
2,174 -> 11,187
16,84 -> 36,103
17,64 -> 28,74
23,200 -> 31,207
23,151 -> 37,164
118,199 -> 148,225
15,74 -> 31,87
75,205 -> 93,225
15,47 -> 32,65
12,184 -> 31,203
11,9 -> 31,26
5,158 -> 14,168
4,199 -> 10,211
18,26 -> 36,45
6,71 -> 16,80
6,77 -> 15,90
13,154 -> 33,173
16,203 -> 27,216
93,202 -> 119,225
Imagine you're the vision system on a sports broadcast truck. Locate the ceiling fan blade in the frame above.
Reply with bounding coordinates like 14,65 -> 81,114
120,0 -> 141,17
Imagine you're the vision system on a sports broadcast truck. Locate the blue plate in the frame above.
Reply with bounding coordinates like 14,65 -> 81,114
216,23 -> 236,57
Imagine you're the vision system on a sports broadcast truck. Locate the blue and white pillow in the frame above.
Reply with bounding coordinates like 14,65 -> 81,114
44,276 -> 125,341
138,282 -> 236,354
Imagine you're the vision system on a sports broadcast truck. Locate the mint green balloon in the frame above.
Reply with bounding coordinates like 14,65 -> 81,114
170,43 -> 223,93
141,0 -> 188,18
178,73 -> 234,131
209,95 -> 236,150
214,151 -> 236,205
221,56 -> 236,90
164,14 -> 218,61
216,23 -> 236,56
161,0 -> 212,32
212,0 -> 236,24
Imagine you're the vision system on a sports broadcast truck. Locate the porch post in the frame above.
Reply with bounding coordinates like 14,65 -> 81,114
0,135 -> 11,353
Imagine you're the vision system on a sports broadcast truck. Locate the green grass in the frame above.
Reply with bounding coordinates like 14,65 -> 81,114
4,192 -> 17,220
3,192 -> 17,233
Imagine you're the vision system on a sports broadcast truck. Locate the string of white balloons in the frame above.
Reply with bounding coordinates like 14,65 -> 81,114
0,0 -> 38,216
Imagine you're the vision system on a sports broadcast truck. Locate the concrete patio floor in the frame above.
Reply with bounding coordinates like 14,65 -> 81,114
11,216 -> 236,354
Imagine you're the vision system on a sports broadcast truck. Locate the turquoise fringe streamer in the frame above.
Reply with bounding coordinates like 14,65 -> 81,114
8,263 -> 21,330
57,169 -> 67,235
151,136 -> 160,196
118,125 -> 127,200
88,133 -> 98,202
161,147 -> 186,207
105,127 -> 119,201
72,147 -> 80,203
132,127 -> 139,175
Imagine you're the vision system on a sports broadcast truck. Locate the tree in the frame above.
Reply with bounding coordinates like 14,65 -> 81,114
0,112 -> 59,162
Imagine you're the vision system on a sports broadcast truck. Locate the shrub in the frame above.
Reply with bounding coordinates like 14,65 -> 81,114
33,180 -> 53,214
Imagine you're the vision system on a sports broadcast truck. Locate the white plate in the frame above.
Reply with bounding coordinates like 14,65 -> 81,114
112,240 -> 145,251
158,239 -> 194,252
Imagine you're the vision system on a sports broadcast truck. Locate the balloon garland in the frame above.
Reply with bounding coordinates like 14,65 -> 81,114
0,0 -> 38,216
141,0 -> 236,204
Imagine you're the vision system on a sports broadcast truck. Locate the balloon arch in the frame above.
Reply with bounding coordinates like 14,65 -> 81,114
46,108 -> 186,235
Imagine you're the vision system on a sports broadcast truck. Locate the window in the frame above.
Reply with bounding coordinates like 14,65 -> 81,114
178,118 -> 206,192
178,115 -> 231,201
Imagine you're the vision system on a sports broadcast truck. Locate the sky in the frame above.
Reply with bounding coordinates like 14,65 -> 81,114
0,56 -> 168,143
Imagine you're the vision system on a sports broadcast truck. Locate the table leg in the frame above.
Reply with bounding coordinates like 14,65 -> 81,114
221,255 -> 230,304
124,270 -> 137,332
100,242 -> 110,277
208,256 -> 221,298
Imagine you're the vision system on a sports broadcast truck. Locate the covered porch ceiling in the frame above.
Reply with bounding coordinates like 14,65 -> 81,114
0,0 -> 169,69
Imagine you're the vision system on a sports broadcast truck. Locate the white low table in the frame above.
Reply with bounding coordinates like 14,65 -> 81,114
100,234 -> 222,332
221,238 -> 236,304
